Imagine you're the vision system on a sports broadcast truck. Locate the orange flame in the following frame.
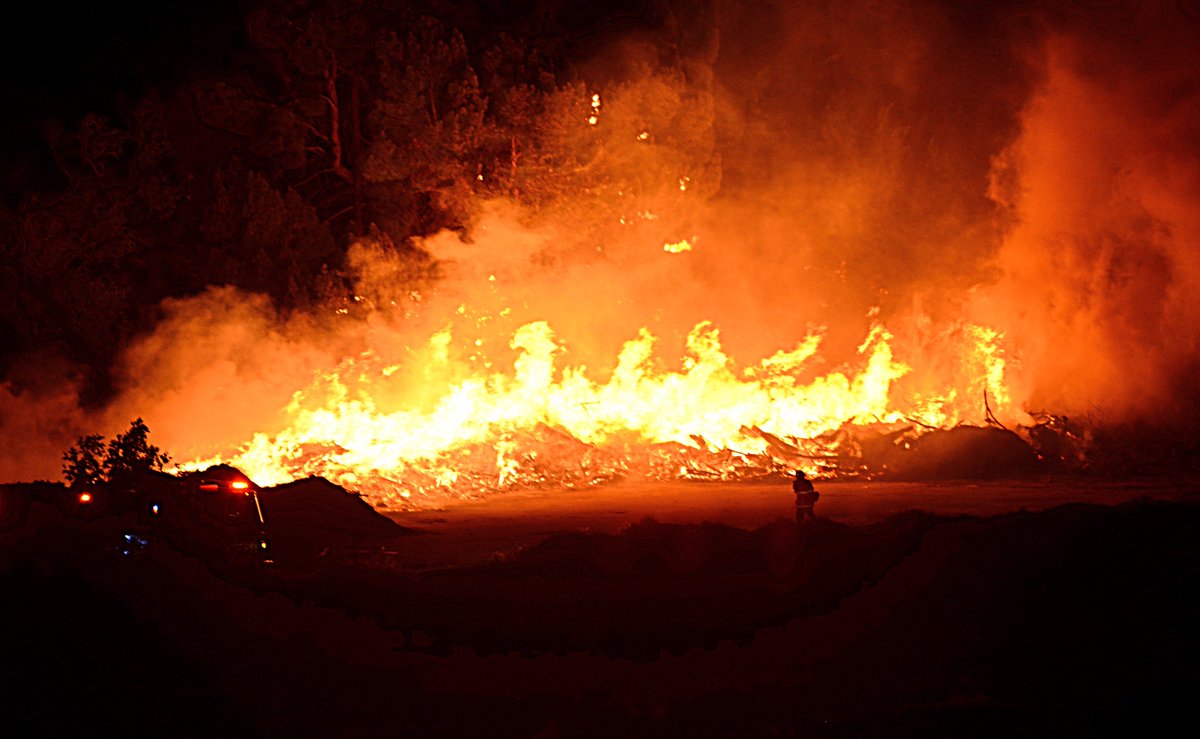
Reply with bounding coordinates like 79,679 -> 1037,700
180,314 -> 1013,509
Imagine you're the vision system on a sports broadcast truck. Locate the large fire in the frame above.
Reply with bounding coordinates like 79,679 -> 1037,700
8,8 -> 1193,495
179,299 -> 1013,510
161,55 -> 1042,511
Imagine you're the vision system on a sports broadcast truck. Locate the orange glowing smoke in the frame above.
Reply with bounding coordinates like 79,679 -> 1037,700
1,5 -> 1196,492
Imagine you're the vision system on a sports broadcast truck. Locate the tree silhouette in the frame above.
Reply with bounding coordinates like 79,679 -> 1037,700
1,0 -> 720,402
364,17 -> 488,237
103,418 -> 171,483
62,434 -> 105,488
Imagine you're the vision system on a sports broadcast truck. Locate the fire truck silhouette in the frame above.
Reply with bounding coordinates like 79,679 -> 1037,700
113,465 -> 271,566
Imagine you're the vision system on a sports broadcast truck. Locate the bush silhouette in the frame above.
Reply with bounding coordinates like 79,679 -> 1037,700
62,419 -> 171,486
62,434 -> 105,488
105,418 -> 171,482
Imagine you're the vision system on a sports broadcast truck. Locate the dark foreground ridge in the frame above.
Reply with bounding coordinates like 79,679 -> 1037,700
3,482 -> 1199,736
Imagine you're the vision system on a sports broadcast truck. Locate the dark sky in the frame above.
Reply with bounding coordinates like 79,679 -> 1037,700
0,0 -> 669,176
0,0 -> 668,121
2,2 -> 248,99
0,1 -> 248,199
0,0 -> 685,201
0,2 -> 248,136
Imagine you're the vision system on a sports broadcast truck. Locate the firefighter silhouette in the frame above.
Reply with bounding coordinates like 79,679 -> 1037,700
792,470 -> 820,522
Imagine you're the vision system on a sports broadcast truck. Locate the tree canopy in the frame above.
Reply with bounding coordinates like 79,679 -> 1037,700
62,418 -> 170,487
1,0 -> 715,400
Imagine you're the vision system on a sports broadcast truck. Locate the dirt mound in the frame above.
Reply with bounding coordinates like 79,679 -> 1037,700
259,477 -> 415,561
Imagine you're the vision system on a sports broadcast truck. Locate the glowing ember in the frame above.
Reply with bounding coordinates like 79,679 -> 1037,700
588,92 -> 602,125
663,239 -> 694,253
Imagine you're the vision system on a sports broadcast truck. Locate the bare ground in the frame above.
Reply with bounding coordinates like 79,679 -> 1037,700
3,476 -> 1199,737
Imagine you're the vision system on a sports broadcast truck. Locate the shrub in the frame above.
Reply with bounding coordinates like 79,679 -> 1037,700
61,419 -> 171,486
104,418 -> 171,482
62,434 -> 106,488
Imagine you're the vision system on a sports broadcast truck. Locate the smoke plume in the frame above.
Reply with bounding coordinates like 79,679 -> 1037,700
3,0 -> 1199,484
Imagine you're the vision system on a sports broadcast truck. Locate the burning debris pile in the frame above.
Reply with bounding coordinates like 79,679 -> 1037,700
177,311 -> 1021,510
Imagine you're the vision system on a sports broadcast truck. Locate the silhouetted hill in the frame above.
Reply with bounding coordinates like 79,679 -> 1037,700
260,476 -> 417,561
